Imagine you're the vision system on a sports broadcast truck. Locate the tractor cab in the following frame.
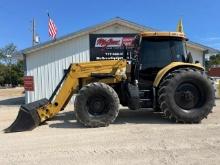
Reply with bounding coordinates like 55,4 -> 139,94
132,32 -> 189,89
140,32 -> 187,65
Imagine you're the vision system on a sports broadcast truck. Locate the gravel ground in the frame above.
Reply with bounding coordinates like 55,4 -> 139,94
0,88 -> 220,165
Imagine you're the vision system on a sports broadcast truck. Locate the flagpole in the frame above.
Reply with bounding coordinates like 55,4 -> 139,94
46,9 -> 50,17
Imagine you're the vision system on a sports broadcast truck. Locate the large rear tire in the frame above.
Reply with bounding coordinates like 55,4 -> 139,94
158,68 -> 215,123
74,82 -> 120,127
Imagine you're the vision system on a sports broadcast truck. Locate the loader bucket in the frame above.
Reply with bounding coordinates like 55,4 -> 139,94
4,98 -> 49,133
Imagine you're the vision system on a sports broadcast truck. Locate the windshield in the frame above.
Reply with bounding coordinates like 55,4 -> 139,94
140,38 -> 186,68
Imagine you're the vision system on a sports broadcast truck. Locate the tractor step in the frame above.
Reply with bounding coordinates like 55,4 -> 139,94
139,89 -> 153,108
139,89 -> 151,99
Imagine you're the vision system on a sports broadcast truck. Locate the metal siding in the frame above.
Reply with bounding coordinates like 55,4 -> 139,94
26,35 -> 90,103
187,47 -> 203,64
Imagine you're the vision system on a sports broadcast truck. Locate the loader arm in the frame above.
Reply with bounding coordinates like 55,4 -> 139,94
37,60 -> 127,122
5,60 -> 127,133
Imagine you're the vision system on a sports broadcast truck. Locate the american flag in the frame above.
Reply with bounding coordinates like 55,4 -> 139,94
48,14 -> 57,39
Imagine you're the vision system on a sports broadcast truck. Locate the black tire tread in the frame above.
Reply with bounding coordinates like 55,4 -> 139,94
158,68 -> 215,123
74,82 -> 119,127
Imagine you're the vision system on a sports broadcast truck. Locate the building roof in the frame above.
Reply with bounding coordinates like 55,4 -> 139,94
21,17 -> 220,55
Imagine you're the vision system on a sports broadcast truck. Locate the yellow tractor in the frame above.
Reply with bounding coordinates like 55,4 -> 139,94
5,31 -> 215,133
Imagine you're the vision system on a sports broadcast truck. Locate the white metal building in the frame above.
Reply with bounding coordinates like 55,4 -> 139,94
21,17 -> 220,103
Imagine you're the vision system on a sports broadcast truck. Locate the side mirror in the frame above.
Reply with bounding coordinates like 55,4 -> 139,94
186,52 -> 193,63
133,35 -> 140,47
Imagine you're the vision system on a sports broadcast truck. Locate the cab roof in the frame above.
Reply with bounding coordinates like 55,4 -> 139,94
140,31 -> 187,40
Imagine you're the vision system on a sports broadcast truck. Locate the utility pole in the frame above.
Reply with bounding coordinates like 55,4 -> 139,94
31,18 -> 40,46
32,18 -> 36,46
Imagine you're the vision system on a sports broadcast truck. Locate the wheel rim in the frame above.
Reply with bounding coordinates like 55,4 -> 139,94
87,96 -> 108,116
174,83 -> 201,110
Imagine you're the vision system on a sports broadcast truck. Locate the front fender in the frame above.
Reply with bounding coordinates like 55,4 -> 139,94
153,62 -> 204,87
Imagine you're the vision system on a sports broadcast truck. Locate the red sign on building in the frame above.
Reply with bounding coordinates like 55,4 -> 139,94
24,76 -> 34,91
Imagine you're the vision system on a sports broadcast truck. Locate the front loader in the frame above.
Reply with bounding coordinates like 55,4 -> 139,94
5,60 -> 127,132
5,31 -> 215,133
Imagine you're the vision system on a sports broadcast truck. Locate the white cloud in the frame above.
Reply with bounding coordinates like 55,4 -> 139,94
210,43 -> 220,46
207,43 -> 220,49
205,37 -> 220,41
199,36 -> 220,49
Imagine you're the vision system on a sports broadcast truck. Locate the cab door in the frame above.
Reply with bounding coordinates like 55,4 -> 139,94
138,39 -> 172,89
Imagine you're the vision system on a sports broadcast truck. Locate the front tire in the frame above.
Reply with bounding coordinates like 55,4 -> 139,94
158,68 -> 215,123
74,82 -> 120,127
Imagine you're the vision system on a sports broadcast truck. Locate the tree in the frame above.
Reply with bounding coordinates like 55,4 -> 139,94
0,43 -> 17,64
0,43 -> 24,86
12,60 -> 24,85
205,54 -> 220,70
209,54 -> 220,65
0,64 -> 7,86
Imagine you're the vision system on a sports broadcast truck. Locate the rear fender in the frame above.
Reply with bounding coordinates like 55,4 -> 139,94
153,62 -> 204,87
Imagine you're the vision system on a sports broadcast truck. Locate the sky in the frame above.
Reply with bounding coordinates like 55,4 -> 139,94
0,0 -> 220,50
